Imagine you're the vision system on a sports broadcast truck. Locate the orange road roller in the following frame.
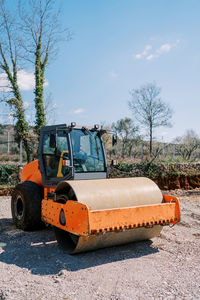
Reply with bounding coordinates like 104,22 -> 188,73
11,123 -> 180,253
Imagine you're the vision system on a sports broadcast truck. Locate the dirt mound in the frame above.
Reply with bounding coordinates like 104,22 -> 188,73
154,175 -> 200,190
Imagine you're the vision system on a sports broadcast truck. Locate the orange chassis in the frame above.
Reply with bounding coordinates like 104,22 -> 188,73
21,161 -> 181,237
42,188 -> 180,237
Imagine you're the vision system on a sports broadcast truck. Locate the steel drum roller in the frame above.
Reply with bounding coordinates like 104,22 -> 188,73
54,177 -> 163,253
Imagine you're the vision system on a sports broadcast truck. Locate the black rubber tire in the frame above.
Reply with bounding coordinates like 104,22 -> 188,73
11,181 -> 44,231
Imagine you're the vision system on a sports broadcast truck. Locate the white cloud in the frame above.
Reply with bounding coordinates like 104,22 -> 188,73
157,43 -> 171,54
135,54 -> 142,60
146,54 -> 156,61
72,108 -> 85,114
134,40 -> 179,62
109,71 -> 119,78
0,73 -> 11,92
142,45 -> 152,55
24,101 -> 31,109
0,69 -> 48,92
18,70 -> 35,90
147,43 -> 172,60
134,44 -> 152,59
18,70 -> 48,90
52,103 -> 58,109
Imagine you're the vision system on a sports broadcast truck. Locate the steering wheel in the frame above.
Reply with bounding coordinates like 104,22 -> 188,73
74,150 -> 88,162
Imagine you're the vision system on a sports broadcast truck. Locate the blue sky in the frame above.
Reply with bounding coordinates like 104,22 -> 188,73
1,0 -> 200,142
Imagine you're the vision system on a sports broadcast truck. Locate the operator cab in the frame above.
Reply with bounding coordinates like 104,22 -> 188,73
38,123 -> 113,186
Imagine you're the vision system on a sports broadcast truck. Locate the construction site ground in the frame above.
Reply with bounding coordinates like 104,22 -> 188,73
0,191 -> 200,300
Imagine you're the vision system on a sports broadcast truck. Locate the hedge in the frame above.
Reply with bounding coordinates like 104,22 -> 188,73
111,161 -> 200,179
0,165 -> 19,185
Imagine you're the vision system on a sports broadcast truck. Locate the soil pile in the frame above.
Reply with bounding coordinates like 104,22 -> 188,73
154,175 -> 200,190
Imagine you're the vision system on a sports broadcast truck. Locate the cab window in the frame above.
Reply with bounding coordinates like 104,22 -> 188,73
70,129 -> 105,173
42,131 -> 70,178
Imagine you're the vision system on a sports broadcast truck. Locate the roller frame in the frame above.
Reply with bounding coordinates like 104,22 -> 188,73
42,194 -> 180,236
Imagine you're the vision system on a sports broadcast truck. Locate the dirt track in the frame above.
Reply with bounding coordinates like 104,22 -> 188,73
0,192 -> 200,300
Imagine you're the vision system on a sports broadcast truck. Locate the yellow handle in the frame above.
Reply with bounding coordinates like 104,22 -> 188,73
57,150 -> 69,178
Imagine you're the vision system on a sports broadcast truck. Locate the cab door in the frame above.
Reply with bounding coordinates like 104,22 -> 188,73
39,129 -> 73,186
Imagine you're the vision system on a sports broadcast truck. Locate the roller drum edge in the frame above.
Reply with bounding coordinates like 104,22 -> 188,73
54,225 -> 162,254
73,225 -> 162,253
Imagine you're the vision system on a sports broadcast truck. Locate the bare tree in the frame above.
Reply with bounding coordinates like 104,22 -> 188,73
129,82 -> 173,155
112,118 -> 139,158
99,123 -> 113,159
44,92 -> 58,125
174,130 -> 200,160
18,0 -> 70,135
0,0 -> 31,162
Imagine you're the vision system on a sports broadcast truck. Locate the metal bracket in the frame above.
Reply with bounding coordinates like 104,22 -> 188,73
47,192 -> 56,201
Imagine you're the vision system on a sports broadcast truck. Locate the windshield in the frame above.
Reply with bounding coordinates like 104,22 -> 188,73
70,129 -> 105,173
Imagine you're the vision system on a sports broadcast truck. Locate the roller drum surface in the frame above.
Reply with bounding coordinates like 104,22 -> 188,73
55,177 -> 163,253
74,226 -> 162,253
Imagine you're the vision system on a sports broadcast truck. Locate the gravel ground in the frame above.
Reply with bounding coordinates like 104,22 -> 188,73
0,192 -> 200,300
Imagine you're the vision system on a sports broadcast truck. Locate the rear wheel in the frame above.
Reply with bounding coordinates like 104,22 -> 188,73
11,181 -> 44,231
